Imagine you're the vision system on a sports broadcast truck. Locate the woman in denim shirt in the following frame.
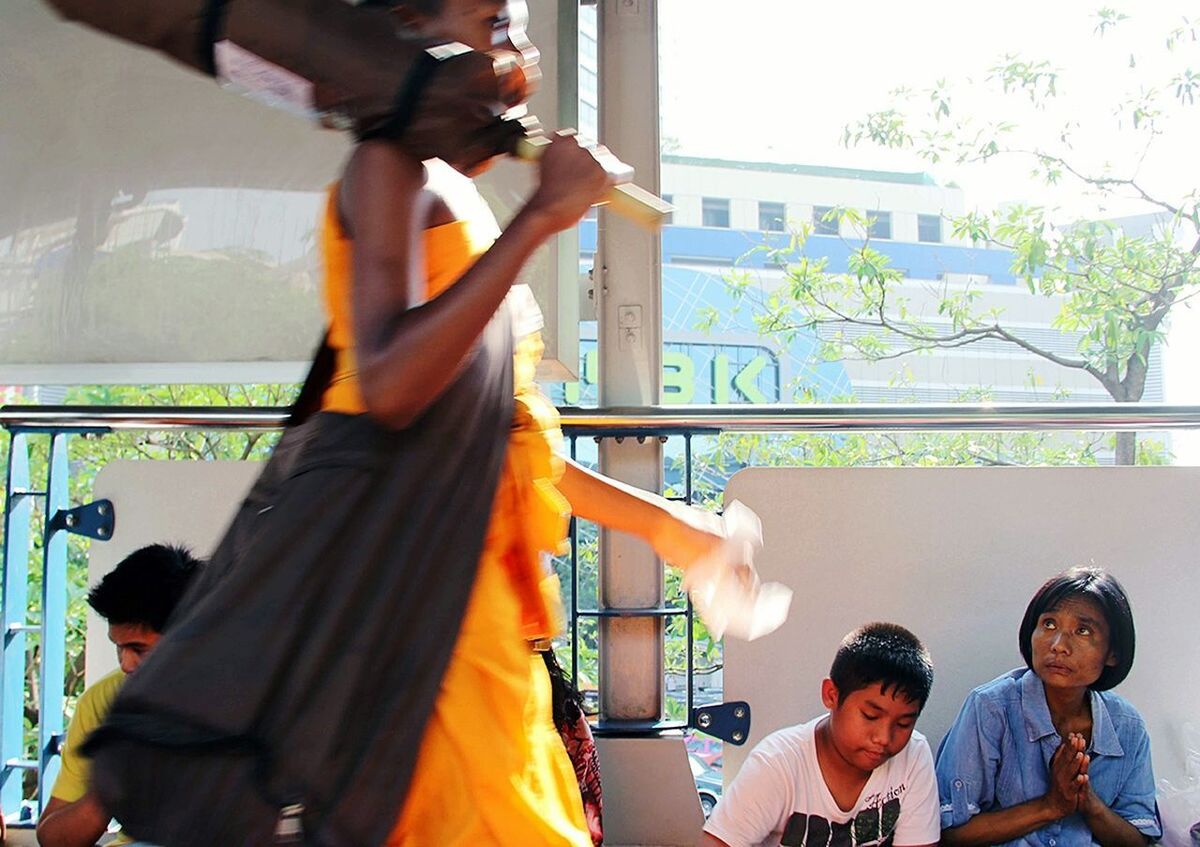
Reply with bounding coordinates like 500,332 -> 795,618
936,567 -> 1160,847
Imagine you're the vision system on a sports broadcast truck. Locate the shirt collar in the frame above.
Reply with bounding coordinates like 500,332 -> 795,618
1019,668 -> 1124,757
1088,689 -> 1125,757
1020,668 -> 1058,742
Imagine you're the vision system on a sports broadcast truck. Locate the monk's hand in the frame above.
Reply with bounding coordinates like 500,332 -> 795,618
649,501 -> 726,573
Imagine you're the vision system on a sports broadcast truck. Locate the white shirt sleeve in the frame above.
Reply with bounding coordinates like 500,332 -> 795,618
703,740 -> 793,847
892,736 -> 942,846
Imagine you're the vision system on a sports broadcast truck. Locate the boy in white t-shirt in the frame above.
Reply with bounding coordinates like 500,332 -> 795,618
701,622 -> 940,847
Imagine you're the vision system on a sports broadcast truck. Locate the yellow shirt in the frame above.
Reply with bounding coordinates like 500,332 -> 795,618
52,669 -> 131,845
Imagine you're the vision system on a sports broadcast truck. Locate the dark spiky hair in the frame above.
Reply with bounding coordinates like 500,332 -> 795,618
87,544 -> 204,633
829,622 -> 934,708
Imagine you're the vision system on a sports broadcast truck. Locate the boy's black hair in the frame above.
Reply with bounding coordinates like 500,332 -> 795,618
87,544 -> 204,633
829,622 -> 933,708
1018,566 -> 1135,691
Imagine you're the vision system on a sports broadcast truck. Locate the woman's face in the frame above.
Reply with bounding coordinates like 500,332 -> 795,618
1029,594 -> 1118,690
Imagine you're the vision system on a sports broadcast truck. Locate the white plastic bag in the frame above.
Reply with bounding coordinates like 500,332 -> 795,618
1158,723 -> 1200,847
683,500 -> 792,641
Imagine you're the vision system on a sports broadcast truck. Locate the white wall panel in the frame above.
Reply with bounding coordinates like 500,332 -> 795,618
3,0 -> 577,383
724,466 -> 1200,805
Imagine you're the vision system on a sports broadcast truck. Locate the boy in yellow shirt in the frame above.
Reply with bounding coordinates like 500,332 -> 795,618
37,544 -> 203,847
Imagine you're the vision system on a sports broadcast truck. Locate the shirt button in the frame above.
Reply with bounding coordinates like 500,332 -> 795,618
1048,840 -> 1056,846
954,780 -> 963,789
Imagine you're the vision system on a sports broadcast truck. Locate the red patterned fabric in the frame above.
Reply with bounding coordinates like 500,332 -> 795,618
560,714 -> 604,845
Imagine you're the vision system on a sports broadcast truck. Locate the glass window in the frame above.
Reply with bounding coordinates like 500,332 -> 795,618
868,210 -> 892,240
579,102 -> 598,139
758,201 -> 786,232
918,214 -> 942,243
580,29 -> 597,66
702,197 -> 730,228
812,206 -> 838,236
662,193 -> 675,225
580,66 -> 598,107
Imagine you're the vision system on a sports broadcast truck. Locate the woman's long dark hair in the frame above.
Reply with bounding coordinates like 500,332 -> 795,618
541,648 -> 585,731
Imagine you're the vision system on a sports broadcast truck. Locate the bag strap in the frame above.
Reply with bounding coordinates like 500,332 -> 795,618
286,331 -> 336,428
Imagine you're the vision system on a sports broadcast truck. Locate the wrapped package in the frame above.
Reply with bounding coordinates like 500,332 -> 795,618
41,0 -> 532,161
40,0 -> 674,227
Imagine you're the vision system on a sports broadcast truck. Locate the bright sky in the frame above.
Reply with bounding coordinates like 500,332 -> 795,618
659,1 -> 1199,214
660,1 -> 1200,458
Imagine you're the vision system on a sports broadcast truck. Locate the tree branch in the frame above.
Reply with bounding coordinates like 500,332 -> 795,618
1016,149 -> 1184,217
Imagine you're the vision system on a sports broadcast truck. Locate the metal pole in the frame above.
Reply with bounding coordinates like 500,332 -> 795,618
37,435 -> 69,809
1,433 -> 33,812
596,0 -> 665,725
558,403 -> 1200,433
7,403 -> 1200,433
684,433 -> 694,722
569,435 -> 580,691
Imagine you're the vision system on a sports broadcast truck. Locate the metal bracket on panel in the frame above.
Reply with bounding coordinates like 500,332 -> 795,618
691,700 -> 751,745
5,623 -> 37,644
47,499 -> 114,541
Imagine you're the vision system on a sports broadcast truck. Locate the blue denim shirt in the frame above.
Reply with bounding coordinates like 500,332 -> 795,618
936,668 -> 1161,847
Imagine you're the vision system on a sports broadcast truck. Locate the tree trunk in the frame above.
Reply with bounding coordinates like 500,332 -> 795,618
1112,365 -> 1147,466
1114,430 -> 1137,466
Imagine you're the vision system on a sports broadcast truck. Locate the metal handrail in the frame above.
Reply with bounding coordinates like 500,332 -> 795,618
4,403 -> 1200,433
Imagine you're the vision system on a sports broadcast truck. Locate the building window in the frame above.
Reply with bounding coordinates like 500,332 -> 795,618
812,206 -> 838,236
868,210 -> 892,240
580,31 -> 597,66
758,201 -> 786,232
702,197 -> 730,228
579,102 -> 598,138
662,193 -> 674,225
918,214 -> 943,243
580,66 -> 598,105
758,200 -> 787,230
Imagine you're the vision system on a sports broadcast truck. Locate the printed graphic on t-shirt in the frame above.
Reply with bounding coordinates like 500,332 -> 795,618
779,797 -> 901,847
